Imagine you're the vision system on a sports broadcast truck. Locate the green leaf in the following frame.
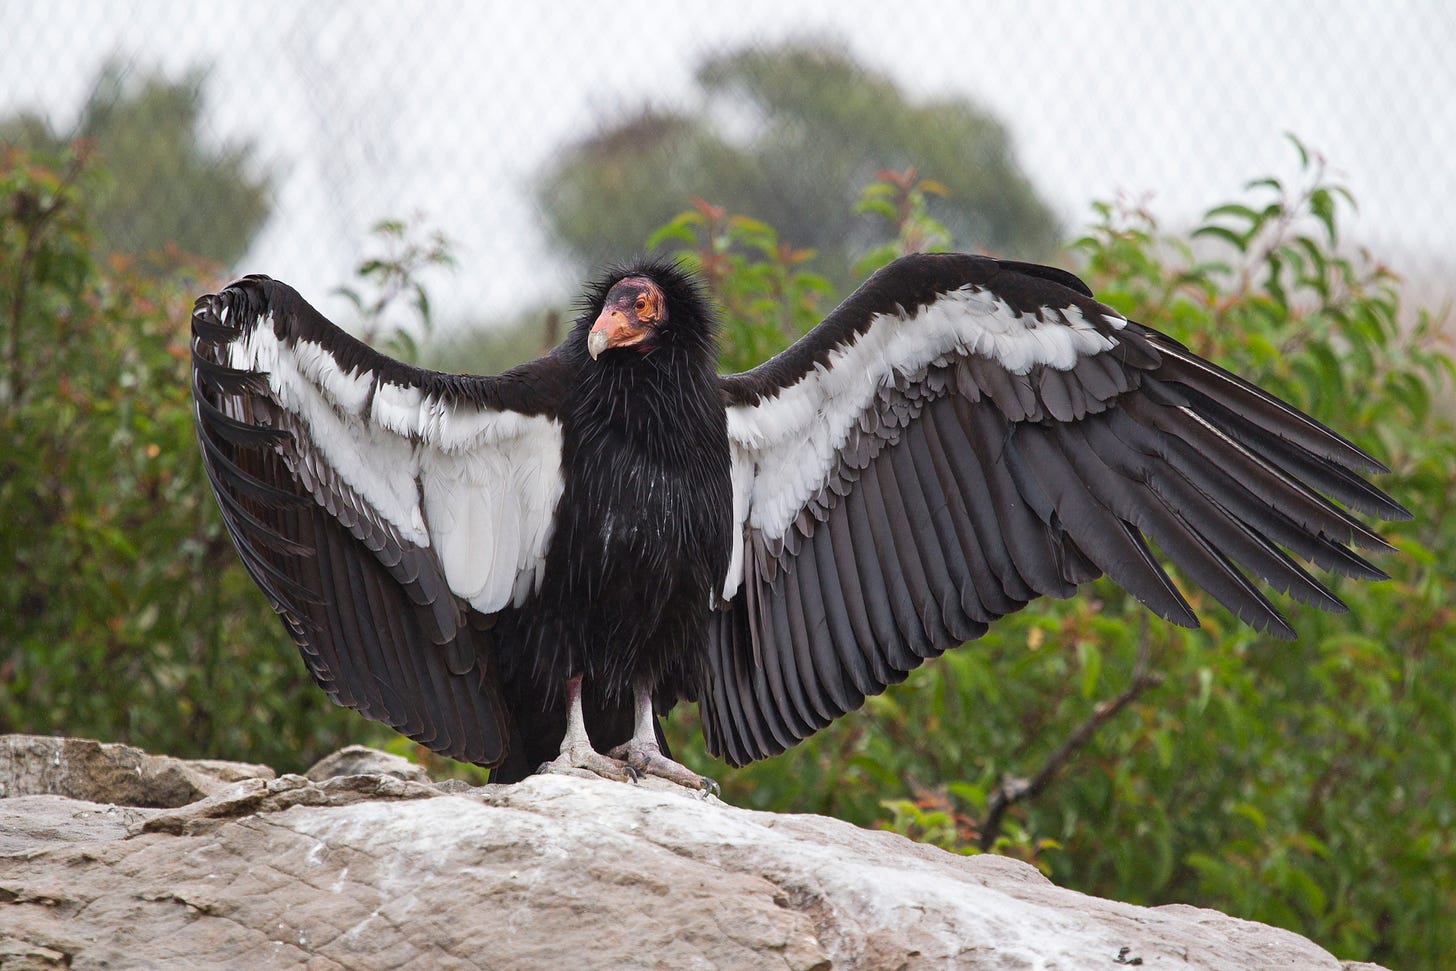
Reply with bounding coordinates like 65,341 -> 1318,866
1192,224 -> 1249,252
645,222 -> 698,250
1232,801 -> 1268,831
1310,187 -> 1337,243
1194,667 -> 1214,715
1284,131 -> 1310,168
854,197 -> 899,221
1204,203 -> 1263,228
1077,641 -> 1102,699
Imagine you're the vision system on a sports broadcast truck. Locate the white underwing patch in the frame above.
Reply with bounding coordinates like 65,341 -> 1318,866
723,286 -> 1121,580
226,311 -> 564,614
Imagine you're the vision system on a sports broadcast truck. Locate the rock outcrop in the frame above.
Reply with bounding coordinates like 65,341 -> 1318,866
0,735 -> 1386,970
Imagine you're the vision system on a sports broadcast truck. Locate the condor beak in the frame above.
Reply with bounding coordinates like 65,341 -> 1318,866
587,307 -> 643,359
587,322 -> 611,360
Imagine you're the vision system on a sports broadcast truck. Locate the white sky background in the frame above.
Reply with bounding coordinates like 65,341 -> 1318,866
2,0 -> 1453,331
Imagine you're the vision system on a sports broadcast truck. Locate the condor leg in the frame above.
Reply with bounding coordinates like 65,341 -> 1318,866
537,673 -> 636,784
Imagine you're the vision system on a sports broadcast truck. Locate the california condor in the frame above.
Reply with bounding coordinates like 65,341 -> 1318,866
190,254 -> 1408,789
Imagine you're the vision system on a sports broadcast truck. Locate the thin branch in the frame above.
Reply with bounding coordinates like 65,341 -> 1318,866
540,309 -> 562,354
979,620 -> 1163,851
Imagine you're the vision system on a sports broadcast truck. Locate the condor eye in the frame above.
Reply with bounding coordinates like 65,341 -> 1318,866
634,296 -> 649,313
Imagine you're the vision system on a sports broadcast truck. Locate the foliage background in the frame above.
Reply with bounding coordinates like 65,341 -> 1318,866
2,34 -> 1455,971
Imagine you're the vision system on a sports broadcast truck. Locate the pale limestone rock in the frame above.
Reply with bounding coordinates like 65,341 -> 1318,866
305,745 -> 431,783
0,734 -> 273,807
0,737 -> 1388,970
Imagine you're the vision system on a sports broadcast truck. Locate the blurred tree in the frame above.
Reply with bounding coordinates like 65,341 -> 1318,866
0,143 -> 356,772
0,61 -> 270,270
536,42 -> 1060,292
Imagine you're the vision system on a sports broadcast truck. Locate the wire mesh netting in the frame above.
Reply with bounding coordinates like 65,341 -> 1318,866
2,0 -> 1453,331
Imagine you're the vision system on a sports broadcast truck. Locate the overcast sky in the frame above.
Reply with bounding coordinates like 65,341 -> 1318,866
3,1 -> 1452,327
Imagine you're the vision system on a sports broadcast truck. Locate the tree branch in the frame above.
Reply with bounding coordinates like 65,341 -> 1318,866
979,621 -> 1163,851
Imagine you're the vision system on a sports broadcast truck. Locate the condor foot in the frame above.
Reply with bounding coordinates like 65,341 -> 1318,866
608,739 -> 719,796
536,743 -> 638,785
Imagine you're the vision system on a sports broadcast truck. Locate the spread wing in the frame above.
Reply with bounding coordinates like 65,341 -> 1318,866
704,253 -> 1409,767
190,275 -> 572,765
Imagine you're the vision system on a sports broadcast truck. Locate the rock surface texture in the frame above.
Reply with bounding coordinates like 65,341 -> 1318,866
0,735 -> 1387,970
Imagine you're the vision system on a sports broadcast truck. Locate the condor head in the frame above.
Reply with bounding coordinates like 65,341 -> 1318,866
579,261 -> 716,364
587,276 -> 667,359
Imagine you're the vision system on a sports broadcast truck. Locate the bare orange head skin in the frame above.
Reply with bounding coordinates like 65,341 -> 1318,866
587,276 -> 668,359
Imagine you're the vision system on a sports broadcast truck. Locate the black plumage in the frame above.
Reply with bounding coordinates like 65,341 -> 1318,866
491,267 -> 732,780
190,252 -> 1408,783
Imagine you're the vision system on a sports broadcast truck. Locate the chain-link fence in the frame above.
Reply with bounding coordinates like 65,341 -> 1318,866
3,0 -> 1453,330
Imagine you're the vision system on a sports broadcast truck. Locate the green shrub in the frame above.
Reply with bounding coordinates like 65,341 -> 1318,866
0,145 -> 367,771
